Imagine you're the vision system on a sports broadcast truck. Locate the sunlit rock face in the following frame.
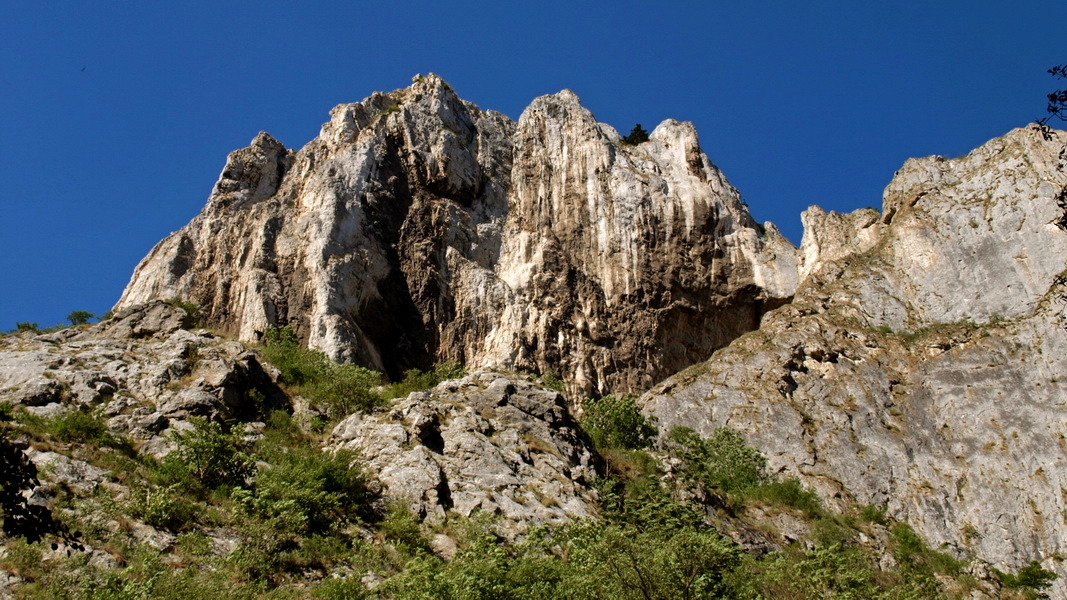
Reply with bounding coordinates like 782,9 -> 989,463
643,127 -> 1067,598
116,74 -> 797,396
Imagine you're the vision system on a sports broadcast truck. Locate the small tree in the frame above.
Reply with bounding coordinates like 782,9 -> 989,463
66,311 -> 94,326
666,426 -> 769,496
621,123 -> 650,145
1037,64 -> 1067,132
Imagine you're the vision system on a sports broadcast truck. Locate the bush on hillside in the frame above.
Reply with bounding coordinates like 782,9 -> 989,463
580,395 -> 658,450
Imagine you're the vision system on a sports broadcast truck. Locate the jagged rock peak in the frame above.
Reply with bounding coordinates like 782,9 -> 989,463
116,74 -> 798,396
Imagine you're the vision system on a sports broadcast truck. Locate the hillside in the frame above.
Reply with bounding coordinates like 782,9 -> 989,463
2,76 -> 1065,599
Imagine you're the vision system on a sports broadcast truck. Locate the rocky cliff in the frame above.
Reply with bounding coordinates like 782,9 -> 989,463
643,126 -> 1067,595
115,74 -> 797,397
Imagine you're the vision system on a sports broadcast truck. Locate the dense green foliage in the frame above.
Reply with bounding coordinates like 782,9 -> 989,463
667,426 -> 769,495
233,446 -> 374,536
620,123 -> 650,145
579,394 -> 658,450
156,417 -> 256,490
995,561 -> 1059,598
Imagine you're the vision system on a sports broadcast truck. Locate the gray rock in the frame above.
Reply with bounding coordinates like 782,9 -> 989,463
26,449 -> 108,497
328,371 -> 598,538
643,126 -> 1067,598
11,379 -> 64,406
0,301 -> 286,455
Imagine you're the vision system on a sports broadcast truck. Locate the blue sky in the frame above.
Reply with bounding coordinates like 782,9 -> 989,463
2,1 -> 1064,329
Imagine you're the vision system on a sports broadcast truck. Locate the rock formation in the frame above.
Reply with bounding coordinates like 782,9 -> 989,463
115,74 -> 797,397
642,126 -> 1067,595
0,301 -> 285,456
327,371 -> 599,538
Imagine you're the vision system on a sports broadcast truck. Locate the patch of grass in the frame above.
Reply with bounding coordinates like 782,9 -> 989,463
44,409 -> 134,455
259,326 -> 385,420
890,522 -> 966,576
384,361 -> 466,400
746,479 -> 823,515
538,369 -> 565,393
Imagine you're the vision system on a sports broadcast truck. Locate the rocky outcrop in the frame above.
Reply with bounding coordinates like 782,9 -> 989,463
643,126 -> 1067,596
115,74 -> 797,396
327,371 -> 598,538
0,301 -> 285,455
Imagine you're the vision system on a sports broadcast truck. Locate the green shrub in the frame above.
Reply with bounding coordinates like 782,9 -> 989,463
15,322 -> 39,333
890,522 -> 965,576
995,560 -> 1058,598
158,418 -> 254,490
666,426 -> 769,496
538,369 -> 565,393
129,483 -> 197,531
376,519 -> 743,600
736,543 -> 895,600
234,446 -> 375,536
580,395 -> 658,450
47,410 -> 110,444
66,311 -> 95,326
377,503 -> 431,556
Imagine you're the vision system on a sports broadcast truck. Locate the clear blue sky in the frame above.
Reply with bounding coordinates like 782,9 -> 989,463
2,1 -> 1064,330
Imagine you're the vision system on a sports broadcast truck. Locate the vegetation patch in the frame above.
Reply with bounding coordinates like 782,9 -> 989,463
259,326 -> 385,421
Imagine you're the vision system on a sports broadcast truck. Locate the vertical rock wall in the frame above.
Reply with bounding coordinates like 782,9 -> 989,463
117,74 -> 797,396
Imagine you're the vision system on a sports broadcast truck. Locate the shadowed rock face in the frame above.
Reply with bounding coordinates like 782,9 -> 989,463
643,127 -> 1067,597
116,74 -> 797,396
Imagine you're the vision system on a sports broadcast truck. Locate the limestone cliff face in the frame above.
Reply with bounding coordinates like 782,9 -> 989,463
643,126 -> 1067,594
116,74 -> 796,396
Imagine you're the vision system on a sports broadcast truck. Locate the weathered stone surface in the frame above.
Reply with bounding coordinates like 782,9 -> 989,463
24,449 -> 108,498
115,74 -> 797,397
643,126 -> 1067,597
327,371 -> 598,537
0,301 -> 285,456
